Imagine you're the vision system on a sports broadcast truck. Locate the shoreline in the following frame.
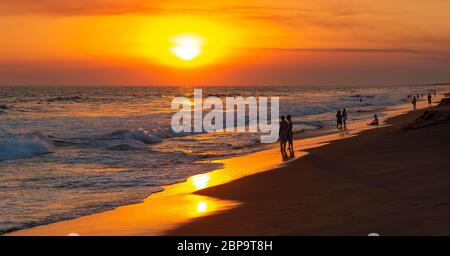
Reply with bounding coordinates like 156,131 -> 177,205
7,95 -> 446,236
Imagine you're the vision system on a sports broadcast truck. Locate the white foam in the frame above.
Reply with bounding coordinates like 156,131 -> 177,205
0,132 -> 55,161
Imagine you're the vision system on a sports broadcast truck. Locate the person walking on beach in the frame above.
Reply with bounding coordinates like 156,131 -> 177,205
286,115 -> 294,150
336,110 -> 343,129
428,93 -> 432,105
279,116 -> 289,152
412,96 -> 417,109
342,108 -> 348,130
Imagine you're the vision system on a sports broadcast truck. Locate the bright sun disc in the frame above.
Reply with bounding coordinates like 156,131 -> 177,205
170,35 -> 203,61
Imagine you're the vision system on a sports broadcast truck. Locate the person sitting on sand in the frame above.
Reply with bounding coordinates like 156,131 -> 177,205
428,93 -> 432,105
412,96 -> 417,109
336,110 -> 343,129
286,115 -> 294,150
279,116 -> 289,152
342,108 -> 348,130
368,114 -> 379,126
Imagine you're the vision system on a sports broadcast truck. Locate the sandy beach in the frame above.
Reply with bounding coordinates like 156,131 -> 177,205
170,99 -> 450,235
8,96 -> 450,236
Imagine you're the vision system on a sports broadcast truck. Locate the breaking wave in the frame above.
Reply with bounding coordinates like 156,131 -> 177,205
0,132 -> 55,161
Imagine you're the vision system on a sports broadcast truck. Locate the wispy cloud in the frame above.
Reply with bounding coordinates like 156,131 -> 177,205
0,1 -> 360,21
250,47 -> 450,56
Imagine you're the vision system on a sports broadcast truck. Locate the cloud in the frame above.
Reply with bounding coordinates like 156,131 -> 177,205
0,0 -> 162,15
0,1 -> 359,21
0,1 -> 372,32
250,47 -> 450,56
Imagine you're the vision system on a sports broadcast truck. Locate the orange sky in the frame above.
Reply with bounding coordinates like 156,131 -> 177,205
1,0 -> 449,86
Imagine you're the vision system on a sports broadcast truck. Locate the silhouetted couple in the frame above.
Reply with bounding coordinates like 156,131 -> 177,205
336,108 -> 348,129
279,115 -> 293,152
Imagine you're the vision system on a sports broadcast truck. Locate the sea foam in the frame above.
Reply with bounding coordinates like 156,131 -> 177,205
0,132 -> 55,161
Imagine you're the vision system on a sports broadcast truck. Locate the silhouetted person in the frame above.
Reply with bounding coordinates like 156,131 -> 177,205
412,96 -> 417,109
279,116 -> 289,152
428,93 -> 432,104
281,149 -> 289,161
434,90 -> 437,97
289,148 -> 295,159
336,110 -> 343,129
286,115 -> 294,150
342,108 -> 348,130
368,114 -> 379,126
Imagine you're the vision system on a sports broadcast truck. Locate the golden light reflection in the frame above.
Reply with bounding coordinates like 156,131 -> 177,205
191,173 -> 210,190
196,201 -> 208,213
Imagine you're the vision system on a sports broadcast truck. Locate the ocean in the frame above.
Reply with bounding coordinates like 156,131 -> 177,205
0,84 -> 448,233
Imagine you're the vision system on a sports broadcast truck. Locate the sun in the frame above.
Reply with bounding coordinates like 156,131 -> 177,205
170,35 -> 203,61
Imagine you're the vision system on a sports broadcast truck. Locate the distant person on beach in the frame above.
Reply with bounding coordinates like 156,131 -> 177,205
412,96 -> 417,109
286,115 -> 294,150
342,108 -> 348,130
336,110 -> 343,129
434,90 -> 437,97
279,116 -> 289,151
428,93 -> 432,104
368,114 -> 379,126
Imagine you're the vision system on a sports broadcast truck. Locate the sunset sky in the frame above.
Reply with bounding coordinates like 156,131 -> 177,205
1,0 -> 449,86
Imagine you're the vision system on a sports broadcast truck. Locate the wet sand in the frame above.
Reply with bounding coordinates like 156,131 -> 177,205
9,98 -> 450,236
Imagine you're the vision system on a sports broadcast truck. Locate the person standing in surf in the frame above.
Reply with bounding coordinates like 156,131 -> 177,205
286,115 -> 294,151
336,110 -> 343,129
279,116 -> 289,152
342,108 -> 348,130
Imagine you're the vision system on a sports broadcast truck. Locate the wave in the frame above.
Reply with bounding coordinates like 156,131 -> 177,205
349,94 -> 376,99
47,96 -> 83,102
0,132 -> 55,161
55,127 -> 195,151
0,105 -> 9,114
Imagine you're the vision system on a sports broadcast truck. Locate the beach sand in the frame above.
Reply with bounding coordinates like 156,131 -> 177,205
9,98 -> 450,236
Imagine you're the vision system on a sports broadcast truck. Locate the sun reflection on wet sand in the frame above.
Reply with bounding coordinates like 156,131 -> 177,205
197,201 -> 208,213
192,173 -> 210,190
